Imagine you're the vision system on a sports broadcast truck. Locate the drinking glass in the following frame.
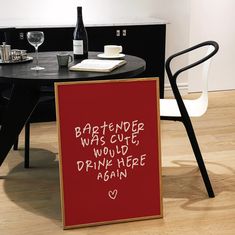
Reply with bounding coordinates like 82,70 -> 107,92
27,31 -> 45,70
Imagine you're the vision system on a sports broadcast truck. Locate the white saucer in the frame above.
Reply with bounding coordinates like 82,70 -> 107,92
97,53 -> 125,59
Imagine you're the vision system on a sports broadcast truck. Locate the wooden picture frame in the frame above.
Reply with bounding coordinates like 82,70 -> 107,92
55,78 -> 162,229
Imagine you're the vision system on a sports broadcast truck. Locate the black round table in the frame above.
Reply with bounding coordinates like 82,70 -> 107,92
0,51 -> 146,166
0,51 -> 145,85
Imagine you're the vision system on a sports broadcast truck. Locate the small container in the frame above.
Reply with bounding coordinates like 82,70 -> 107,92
11,49 -> 28,61
0,42 -> 11,62
20,50 -> 27,60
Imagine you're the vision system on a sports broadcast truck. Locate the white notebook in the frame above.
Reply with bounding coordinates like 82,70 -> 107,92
69,59 -> 127,72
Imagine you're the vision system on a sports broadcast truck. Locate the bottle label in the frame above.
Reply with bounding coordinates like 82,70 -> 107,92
73,40 -> 84,55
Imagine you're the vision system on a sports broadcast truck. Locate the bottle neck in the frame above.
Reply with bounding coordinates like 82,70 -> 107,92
76,7 -> 84,27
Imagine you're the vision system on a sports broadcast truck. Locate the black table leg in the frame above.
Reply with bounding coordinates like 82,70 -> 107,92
0,83 -> 40,166
24,121 -> 30,168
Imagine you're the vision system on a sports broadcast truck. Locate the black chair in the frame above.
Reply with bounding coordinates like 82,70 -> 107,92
160,41 -> 219,197
0,86 -> 9,122
3,86 -> 55,168
14,97 -> 55,168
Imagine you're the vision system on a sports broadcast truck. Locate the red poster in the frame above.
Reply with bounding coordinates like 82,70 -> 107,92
55,78 -> 162,229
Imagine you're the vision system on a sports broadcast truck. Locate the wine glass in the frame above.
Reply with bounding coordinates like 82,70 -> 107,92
27,31 -> 45,70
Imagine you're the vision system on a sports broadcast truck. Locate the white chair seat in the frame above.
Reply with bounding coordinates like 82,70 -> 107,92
160,95 -> 208,117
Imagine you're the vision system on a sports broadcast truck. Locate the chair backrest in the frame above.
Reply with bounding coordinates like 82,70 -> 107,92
165,41 -> 219,117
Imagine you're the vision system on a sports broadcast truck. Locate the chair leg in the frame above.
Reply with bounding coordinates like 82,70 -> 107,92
24,121 -> 30,168
183,118 -> 214,198
13,136 -> 19,150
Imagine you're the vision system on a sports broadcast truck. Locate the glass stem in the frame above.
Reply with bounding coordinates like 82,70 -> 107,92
35,46 -> 39,68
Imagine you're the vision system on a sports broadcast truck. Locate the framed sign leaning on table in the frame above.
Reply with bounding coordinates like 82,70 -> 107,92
55,77 -> 163,229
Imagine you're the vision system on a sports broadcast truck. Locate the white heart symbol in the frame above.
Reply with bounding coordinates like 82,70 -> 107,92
108,189 -> 118,200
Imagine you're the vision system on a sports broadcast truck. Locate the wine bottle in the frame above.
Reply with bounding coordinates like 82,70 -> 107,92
73,7 -> 88,60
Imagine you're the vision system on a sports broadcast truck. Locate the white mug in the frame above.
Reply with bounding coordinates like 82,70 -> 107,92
104,45 -> 122,56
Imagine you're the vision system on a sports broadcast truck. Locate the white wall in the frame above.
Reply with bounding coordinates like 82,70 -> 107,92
0,0 -> 188,27
0,0 -> 190,87
0,0 -> 76,27
189,0 -> 235,92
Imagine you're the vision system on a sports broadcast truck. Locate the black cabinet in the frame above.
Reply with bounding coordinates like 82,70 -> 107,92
1,24 -> 166,123
87,25 -> 166,97
8,24 -> 166,97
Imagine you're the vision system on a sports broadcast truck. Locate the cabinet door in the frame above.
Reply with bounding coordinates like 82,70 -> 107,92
87,25 -> 166,98
119,25 -> 166,98
13,28 -> 74,52
87,26 -> 120,52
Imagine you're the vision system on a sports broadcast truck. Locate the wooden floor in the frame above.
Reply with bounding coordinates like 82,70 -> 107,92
0,90 -> 235,235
